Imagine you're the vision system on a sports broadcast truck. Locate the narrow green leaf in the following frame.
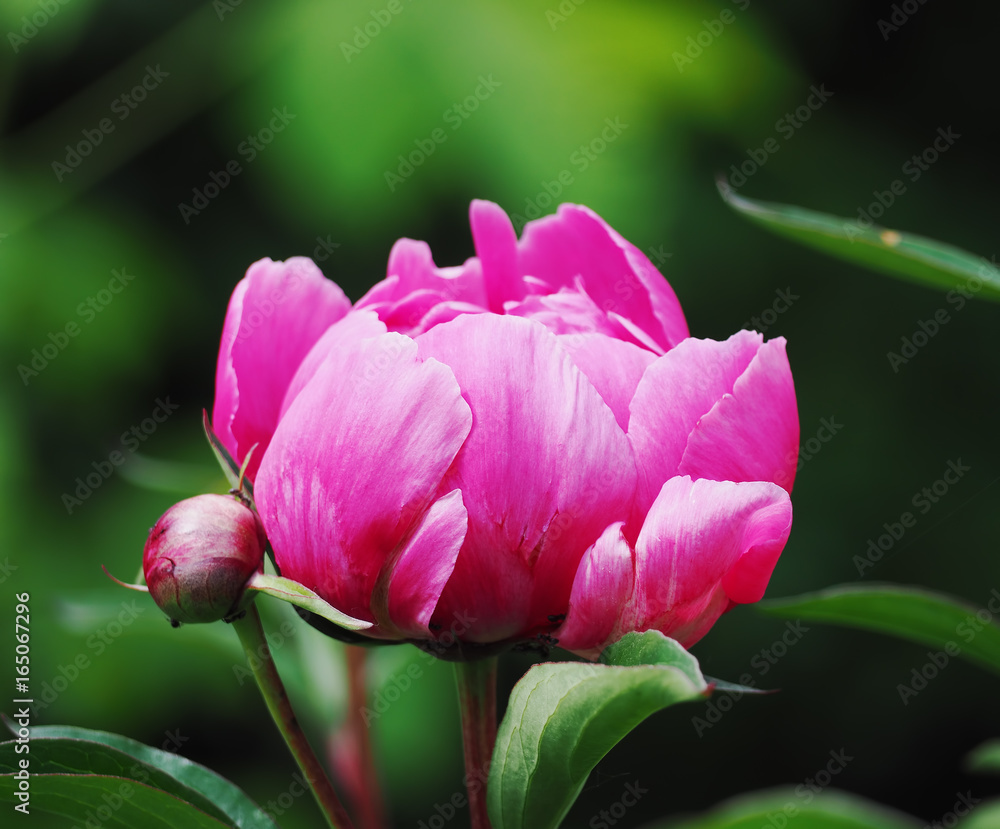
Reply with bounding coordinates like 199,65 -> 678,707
649,787 -> 920,828
203,408 -> 249,495
0,773 -> 232,828
246,572 -> 373,631
488,632 -> 709,829
760,584 -> 1000,678
965,740 -> 1000,775
7,725 -> 277,828
717,180 -> 1000,301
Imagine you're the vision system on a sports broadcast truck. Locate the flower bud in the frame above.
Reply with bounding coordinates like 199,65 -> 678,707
143,493 -> 266,625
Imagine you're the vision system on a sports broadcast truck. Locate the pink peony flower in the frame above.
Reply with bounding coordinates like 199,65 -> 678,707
211,201 -> 798,657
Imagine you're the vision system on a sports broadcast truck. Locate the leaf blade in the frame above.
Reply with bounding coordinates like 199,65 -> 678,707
717,181 -> 1000,301
759,583 -> 1000,678
488,633 -> 710,829
0,773 -> 235,829
5,725 -> 277,828
649,786 -> 921,828
246,572 -> 373,631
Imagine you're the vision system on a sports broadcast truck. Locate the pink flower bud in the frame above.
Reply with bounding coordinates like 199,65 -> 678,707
143,494 -> 266,625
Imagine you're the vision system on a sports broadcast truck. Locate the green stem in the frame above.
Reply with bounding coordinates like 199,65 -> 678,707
454,657 -> 499,829
231,605 -> 355,829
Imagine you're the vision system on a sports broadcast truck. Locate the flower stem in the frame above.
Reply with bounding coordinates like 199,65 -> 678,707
335,645 -> 387,829
231,605 -> 355,829
453,657 -> 499,829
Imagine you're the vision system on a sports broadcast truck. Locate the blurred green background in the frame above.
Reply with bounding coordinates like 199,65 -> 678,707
2,1 -> 999,826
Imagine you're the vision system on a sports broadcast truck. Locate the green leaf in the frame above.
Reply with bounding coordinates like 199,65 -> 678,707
958,800 -> 1000,829
760,584 -> 1000,678
717,180 -> 1000,302
601,630 -> 765,694
3,725 -> 277,828
965,740 -> 1000,775
488,632 -> 709,829
0,737 -> 229,824
0,773 -> 233,828
203,408 -> 248,495
246,572 -> 373,631
649,787 -> 920,828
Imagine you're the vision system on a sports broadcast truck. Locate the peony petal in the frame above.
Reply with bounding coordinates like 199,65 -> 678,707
357,239 -> 489,335
412,301 -> 488,334
557,333 -> 657,431
386,490 -> 468,638
417,314 -> 636,642
679,337 -> 799,493
518,204 -> 688,351
628,476 -> 792,646
627,331 -> 762,521
279,310 -> 387,419
212,258 -> 350,481
470,199 -> 524,312
386,238 -> 438,291
255,332 -> 472,635
354,274 -> 401,310
554,522 -> 636,659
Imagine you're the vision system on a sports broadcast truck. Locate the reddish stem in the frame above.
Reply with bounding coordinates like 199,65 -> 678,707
336,645 -> 388,829
454,657 -> 499,829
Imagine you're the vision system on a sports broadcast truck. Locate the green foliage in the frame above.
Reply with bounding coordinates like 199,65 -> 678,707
965,740 -> 1000,776
760,584 -> 1000,678
648,788 -> 920,829
0,725 -> 276,827
718,182 -> 1000,301
488,633 -> 710,829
